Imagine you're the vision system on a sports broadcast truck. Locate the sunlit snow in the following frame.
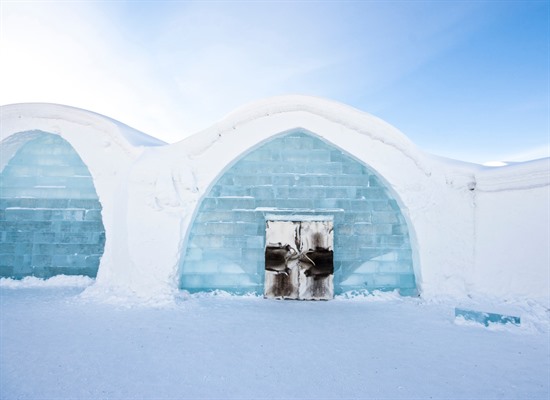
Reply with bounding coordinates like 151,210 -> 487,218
1,281 -> 549,399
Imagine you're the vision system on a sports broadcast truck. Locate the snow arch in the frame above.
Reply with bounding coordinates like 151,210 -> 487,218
180,129 -> 417,295
0,131 -> 105,278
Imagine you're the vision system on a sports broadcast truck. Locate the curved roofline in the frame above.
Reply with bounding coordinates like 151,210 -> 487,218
221,95 -> 411,140
175,94 -> 433,181
186,95 -> 418,149
1,102 -> 166,148
476,157 -> 550,191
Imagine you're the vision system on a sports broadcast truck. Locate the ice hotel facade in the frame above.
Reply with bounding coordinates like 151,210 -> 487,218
1,97 -> 548,300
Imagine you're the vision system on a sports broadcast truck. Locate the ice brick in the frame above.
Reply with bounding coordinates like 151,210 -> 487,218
455,308 -> 520,327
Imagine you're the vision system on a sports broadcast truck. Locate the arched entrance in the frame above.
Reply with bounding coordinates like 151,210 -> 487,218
180,129 -> 416,296
0,132 -> 105,278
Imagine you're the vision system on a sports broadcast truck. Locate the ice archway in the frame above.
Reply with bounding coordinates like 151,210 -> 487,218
0,131 -> 105,278
180,129 -> 417,295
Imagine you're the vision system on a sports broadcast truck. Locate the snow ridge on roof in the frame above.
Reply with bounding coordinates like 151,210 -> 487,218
205,95 -> 417,148
177,95 -> 430,172
1,103 -> 166,147
476,157 -> 550,191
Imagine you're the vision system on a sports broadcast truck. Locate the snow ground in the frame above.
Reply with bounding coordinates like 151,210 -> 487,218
1,279 -> 549,400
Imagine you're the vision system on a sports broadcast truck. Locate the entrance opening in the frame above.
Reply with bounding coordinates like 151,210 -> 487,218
264,216 -> 334,300
0,132 -> 105,278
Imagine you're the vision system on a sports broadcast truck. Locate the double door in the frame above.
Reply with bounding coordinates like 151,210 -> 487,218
264,219 -> 334,300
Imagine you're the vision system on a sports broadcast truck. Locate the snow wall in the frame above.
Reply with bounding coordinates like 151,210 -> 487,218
1,97 -> 548,302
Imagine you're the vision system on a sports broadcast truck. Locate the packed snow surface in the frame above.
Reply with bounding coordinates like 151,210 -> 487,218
1,279 -> 548,400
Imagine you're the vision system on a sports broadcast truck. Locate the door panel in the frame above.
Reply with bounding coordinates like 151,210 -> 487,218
298,221 -> 334,300
264,221 -> 300,299
264,219 -> 334,300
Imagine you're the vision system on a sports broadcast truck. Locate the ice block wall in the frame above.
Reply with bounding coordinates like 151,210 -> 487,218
0,132 -> 105,278
180,130 -> 416,295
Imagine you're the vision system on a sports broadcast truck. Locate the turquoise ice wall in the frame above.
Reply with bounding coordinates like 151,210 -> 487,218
180,130 -> 416,295
0,132 -> 105,278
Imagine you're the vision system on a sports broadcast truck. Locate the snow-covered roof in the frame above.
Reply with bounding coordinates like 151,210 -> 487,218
1,102 -> 165,153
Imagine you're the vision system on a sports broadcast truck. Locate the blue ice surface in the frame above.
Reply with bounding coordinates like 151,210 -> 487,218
455,308 -> 521,327
180,129 -> 417,295
0,132 -> 105,278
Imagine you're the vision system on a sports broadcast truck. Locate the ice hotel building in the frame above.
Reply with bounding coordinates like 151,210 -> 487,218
1,96 -> 548,300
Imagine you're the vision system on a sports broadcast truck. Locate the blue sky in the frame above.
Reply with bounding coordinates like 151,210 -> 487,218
1,1 -> 548,163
